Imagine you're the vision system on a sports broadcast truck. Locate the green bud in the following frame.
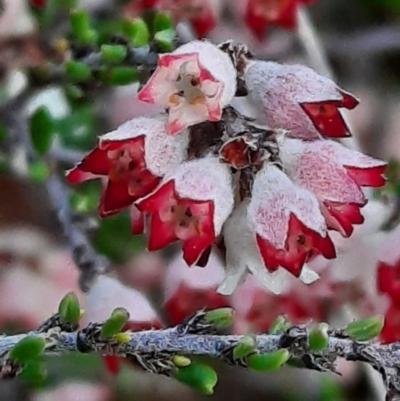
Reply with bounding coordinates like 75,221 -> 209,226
101,44 -> 127,64
154,29 -> 176,52
247,349 -> 290,372
101,307 -> 130,339
269,315 -> 291,335
58,292 -> 81,325
345,316 -> 384,341
233,336 -> 256,360
65,61 -> 92,83
30,107 -> 54,156
204,308 -> 235,331
28,161 -> 50,183
175,363 -> 218,395
173,355 -> 191,368
153,12 -> 174,32
309,323 -> 329,352
122,18 -> 150,47
10,336 -> 46,364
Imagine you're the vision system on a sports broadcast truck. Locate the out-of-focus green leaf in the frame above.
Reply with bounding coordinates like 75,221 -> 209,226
154,12 -> 174,32
154,29 -> 176,52
55,105 -> 98,151
70,181 -> 102,213
69,9 -> 98,45
122,18 -> 150,46
101,44 -> 127,64
30,107 -> 55,156
65,61 -> 92,83
29,161 -> 50,183
10,337 -> 46,364
20,361 -> 47,388
247,350 -> 290,372
93,212 -> 146,263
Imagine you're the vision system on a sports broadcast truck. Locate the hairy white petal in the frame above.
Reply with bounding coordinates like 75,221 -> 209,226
167,156 -> 234,234
249,165 -> 327,248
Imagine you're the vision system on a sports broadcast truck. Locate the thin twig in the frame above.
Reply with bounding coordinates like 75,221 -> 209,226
0,312 -> 399,400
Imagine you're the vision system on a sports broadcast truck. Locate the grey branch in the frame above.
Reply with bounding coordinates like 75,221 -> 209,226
45,174 -> 110,292
1,311 -> 400,400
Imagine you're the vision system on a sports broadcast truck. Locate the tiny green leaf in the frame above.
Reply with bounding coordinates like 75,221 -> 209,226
309,323 -> 329,352
101,307 -> 130,339
247,349 -> 290,372
233,335 -> 256,360
269,315 -> 291,335
175,363 -> 218,395
153,12 -> 174,32
65,84 -> 84,100
204,308 -> 234,331
19,360 -> 47,387
58,292 -> 81,325
101,44 -> 127,64
30,107 -> 54,156
69,9 -> 98,44
28,161 -> 50,183
345,316 -> 384,341
65,61 -> 92,83
107,67 -> 138,85
10,337 -> 46,363
122,18 -> 150,46
154,28 -> 176,52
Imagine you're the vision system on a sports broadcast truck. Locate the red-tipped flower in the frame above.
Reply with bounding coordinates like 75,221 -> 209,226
245,61 -> 359,140
279,136 -> 387,236
66,115 -> 188,218
137,157 -> 234,265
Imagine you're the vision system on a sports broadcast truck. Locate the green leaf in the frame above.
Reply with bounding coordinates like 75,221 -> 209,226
247,349 -> 290,372
309,323 -> 329,352
175,363 -> 218,395
10,337 -> 46,364
64,85 -> 85,100
69,9 -> 98,45
101,308 -> 130,339
233,336 -> 256,360
107,67 -> 138,85
70,181 -> 102,213
153,12 -> 174,32
122,18 -> 150,46
101,44 -> 127,64
65,61 -> 92,83
93,212 -> 146,263
269,315 -> 291,335
0,124 -> 7,142
154,29 -> 176,52
28,161 -> 50,183
345,316 -> 384,341
30,107 -> 55,156
19,360 -> 47,388
204,308 -> 235,331
58,292 -> 81,325
55,104 -> 98,151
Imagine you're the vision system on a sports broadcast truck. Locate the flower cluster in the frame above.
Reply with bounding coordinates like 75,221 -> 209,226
126,0 -> 316,40
67,39 -> 386,295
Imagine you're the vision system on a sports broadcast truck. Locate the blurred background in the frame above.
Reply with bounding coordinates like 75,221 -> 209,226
0,0 -> 400,400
